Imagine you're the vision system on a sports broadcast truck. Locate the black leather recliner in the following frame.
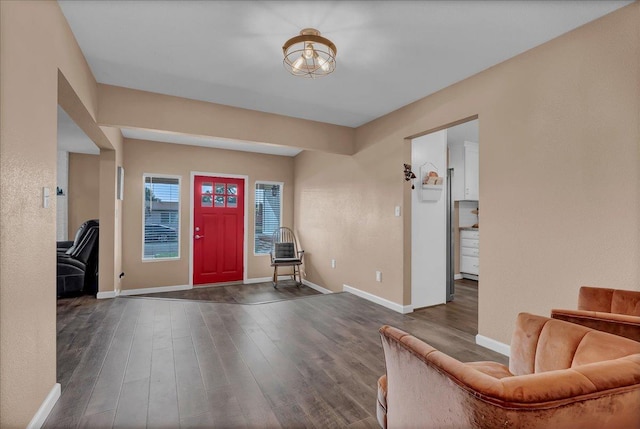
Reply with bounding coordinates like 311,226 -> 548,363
57,221 -> 99,297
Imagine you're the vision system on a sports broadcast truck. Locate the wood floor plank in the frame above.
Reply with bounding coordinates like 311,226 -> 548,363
293,390 -> 348,428
170,301 -> 191,339
205,384 -> 247,427
228,375 -> 282,428
272,402 -> 317,429
348,416 -> 382,429
147,341 -> 179,428
123,321 -> 153,383
77,409 -> 116,429
113,377 -> 149,428
173,335 -> 210,420
152,300 -> 173,350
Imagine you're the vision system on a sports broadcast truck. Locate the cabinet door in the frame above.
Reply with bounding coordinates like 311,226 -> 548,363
464,143 -> 479,200
461,255 -> 479,275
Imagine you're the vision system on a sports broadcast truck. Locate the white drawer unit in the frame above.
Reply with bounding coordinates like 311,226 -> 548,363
460,238 -> 479,248
461,246 -> 479,257
460,229 -> 479,278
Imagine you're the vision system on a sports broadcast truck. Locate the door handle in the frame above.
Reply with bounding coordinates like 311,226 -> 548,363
195,234 -> 204,239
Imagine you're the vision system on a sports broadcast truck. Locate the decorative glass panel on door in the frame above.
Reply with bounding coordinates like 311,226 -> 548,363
214,195 -> 225,207
227,184 -> 238,195
201,182 -> 213,207
215,183 -> 225,195
227,196 -> 237,208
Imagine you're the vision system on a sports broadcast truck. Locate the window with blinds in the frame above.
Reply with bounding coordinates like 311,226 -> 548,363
254,182 -> 282,254
143,175 -> 180,260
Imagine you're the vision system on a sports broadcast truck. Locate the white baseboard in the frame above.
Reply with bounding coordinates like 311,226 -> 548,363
96,290 -> 118,299
119,284 -> 191,296
302,279 -> 333,294
454,274 -> 463,280
27,383 -> 60,429
476,334 -> 510,357
343,284 -> 413,314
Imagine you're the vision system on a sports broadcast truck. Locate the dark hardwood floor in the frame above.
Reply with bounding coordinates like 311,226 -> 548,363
47,279 -> 503,428
134,281 -> 320,304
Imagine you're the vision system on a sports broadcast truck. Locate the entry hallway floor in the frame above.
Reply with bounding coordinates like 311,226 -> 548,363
47,282 -> 506,428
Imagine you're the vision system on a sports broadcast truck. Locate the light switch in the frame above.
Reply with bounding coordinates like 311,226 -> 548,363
394,206 -> 401,217
43,187 -> 50,208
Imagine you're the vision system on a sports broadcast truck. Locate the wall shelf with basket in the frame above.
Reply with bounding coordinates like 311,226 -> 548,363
420,162 -> 444,201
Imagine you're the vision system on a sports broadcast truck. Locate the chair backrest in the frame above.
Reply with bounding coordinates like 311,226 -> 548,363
271,227 -> 299,258
70,225 -> 99,265
69,225 -> 100,294
578,286 -> 640,316
66,219 -> 99,256
509,313 -> 640,376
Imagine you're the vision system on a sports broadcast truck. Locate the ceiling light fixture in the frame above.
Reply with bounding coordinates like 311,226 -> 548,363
282,28 -> 336,78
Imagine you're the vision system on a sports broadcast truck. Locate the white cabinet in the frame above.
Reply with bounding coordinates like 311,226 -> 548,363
450,141 -> 479,201
463,142 -> 479,200
460,229 -> 479,278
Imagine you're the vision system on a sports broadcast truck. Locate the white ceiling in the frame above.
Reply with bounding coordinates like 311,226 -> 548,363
57,0 -> 631,154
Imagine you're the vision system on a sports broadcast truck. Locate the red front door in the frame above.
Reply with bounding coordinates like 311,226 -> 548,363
193,176 -> 244,285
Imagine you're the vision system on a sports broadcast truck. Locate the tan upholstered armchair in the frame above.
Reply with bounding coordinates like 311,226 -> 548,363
377,313 -> 640,429
551,286 -> 640,341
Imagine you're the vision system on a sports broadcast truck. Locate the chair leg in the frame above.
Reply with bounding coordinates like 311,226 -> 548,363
294,265 -> 300,287
273,266 -> 278,288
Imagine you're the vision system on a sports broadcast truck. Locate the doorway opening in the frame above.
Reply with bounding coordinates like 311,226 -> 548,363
447,119 -> 479,297
56,105 -> 101,298
410,118 -> 479,328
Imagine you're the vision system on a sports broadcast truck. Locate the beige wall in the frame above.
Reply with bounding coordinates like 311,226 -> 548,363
294,145 -> 405,299
0,1 -> 123,426
68,153 -> 100,236
295,3 -> 640,344
98,84 -> 356,155
121,139 -> 294,290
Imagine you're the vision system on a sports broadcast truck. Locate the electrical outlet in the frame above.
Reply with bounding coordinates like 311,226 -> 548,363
331,259 -> 336,269
376,271 -> 382,282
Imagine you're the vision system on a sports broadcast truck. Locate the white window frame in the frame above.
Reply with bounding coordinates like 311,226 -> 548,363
142,173 -> 182,262
254,181 -> 284,256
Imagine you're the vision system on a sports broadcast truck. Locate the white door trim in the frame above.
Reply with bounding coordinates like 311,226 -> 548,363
189,171 -> 249,287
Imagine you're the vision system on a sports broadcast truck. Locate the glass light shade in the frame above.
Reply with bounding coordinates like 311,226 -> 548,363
283,28 -> 336,78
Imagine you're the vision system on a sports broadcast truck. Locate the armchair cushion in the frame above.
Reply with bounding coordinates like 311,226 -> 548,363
274,242 -> 295,258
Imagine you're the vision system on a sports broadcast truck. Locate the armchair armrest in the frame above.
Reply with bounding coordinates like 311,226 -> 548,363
551,308 -> 640,341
